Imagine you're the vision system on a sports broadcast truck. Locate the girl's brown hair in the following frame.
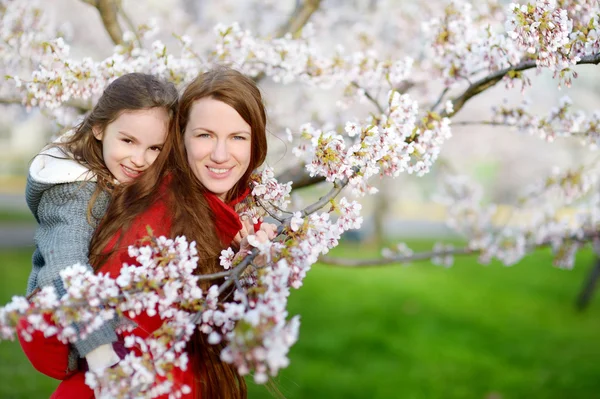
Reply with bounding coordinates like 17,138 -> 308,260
90,67 -> 268,398
56,72 -> 178,219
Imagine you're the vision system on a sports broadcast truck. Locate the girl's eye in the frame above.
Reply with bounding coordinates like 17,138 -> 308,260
196,133 -> 211,139
121,138 -> 133,144
233,135 -> 247,141
150,146 -> 162,152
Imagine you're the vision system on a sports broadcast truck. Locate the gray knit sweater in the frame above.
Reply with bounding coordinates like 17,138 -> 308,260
26,146 -> 117,371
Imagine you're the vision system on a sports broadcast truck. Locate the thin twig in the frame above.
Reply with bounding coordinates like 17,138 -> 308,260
351,81 -> 385,114
275,163 -> 325,190
256,197 -> 285,223
320,247 -> 473,267
115,1 -> 142,47
320,230 -> 600,267
268,201 -> 294,216
453,120 -> 588,138
431,87 -> 450,113
452,120 -> 507,127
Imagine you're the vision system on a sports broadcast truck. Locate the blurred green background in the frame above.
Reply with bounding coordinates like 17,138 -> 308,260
1,223 -> 599,399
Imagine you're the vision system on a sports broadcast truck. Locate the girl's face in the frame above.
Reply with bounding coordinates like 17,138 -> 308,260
184,98 -> 252,200
94,107 -> 169,183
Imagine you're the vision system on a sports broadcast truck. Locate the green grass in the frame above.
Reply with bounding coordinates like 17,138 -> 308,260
0,250 -> 60,398
1,242 -> 599,399
0,209 -> 34,224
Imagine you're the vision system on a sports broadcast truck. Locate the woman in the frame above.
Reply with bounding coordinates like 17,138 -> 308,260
51,66 -> 272,398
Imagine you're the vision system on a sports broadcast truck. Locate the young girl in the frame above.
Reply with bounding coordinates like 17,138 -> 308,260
22,72 -> 178,377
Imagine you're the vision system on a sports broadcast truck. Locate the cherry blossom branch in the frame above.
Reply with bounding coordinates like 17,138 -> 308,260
216,172 -> 352,294
300,172 -> 351,216
320,230 -> 600,268
320,247 -> 474,267
0,97 -> 23,106
276,163 -> 325,190
255,197 -> 286,223
266,200 -> 294,216
455,119 -> 591,139
453,121 -> 510,126
445,52 -> 600,118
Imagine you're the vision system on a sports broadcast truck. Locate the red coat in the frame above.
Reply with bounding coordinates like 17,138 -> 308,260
18,182 -> 251,398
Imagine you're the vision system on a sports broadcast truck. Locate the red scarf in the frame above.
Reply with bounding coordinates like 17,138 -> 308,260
204,187 -> 254,247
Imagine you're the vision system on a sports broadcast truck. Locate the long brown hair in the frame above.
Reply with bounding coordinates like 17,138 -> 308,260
90,67 -> 268,399
55,72 -> 178,219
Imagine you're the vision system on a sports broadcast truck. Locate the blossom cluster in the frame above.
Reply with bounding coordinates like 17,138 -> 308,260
381,242 -> 413,259
246,167 -> 293,223
208,185 -> 366,382
0,0 -> 66,73
422,0 -> 599,90
506,0 -> 600,87
491,96 -> 600,147
291,90 -> 452,196
422,0 -> 522,87
433,162 -> 600,268
8,13 -> 415,125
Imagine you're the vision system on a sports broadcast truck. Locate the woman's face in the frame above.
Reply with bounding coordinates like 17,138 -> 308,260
184,97 -> 252,199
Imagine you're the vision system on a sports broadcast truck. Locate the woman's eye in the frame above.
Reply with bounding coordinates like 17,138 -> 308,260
233,135 -> 247,141
150,146 -> 162,152
121,138 -> 133,144
197,133 -> 210,139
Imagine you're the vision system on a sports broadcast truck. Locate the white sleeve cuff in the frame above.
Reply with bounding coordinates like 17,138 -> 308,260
85,344 -> 120,372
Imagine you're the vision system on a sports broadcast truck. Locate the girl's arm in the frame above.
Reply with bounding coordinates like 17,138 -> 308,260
27,181 -> 119,369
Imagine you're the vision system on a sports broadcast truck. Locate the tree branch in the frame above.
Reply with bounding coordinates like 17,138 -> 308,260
215,172 -> 352,296
320,247 -> 473,267
320,230 -> 600,268
275,0 -> 322,38
452,121 -> 507,127
275,163 -> 325,190
82,0 -> 124,45
445,52 -> 600,118
301,173 -> 351,216
256,197 -> 286,223
276,54 -> 600,192
0,97 -> 24,106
